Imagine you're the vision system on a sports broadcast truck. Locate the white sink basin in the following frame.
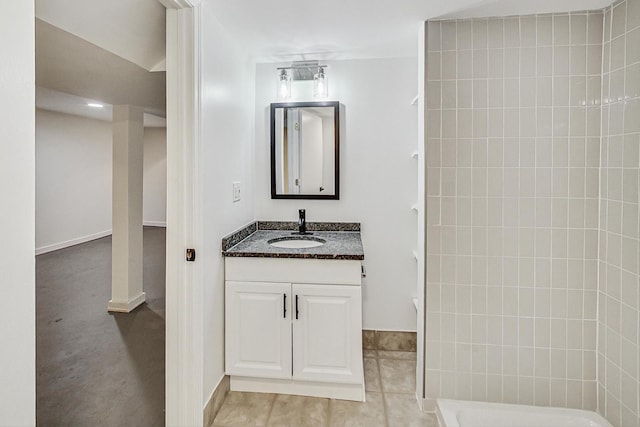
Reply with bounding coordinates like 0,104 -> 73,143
268,237 -> 326,249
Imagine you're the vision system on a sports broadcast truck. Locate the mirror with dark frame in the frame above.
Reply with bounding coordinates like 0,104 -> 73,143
270,101 -> 340,200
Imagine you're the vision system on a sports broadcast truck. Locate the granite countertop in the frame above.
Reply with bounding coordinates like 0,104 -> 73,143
222,221 -> 364,260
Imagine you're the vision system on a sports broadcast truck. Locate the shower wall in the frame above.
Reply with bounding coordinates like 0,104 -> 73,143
598,0 -> 640,425
425,12 -> 603,409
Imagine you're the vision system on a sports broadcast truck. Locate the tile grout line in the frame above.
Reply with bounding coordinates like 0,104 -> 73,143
263,394 -> 277,427
376,353 -> 391,427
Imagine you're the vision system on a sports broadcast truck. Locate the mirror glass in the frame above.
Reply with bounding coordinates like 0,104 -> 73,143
270,101 -> 339,199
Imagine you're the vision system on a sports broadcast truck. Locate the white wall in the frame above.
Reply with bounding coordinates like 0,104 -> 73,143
254,58 -> 418,331
0,1 -> 35,424
35,109 -> 167,253
36,109 -> 113,251
143,127 -> 167,226
200,5 -> 255,406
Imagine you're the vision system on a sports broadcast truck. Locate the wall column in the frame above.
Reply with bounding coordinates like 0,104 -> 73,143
108,105 -> 145,312
0,1 -> 35,423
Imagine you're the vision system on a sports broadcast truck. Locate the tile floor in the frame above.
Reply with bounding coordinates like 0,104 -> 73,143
211,350 -> 438,427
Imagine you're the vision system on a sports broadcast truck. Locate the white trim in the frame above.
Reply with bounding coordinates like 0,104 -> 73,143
35,229 -> 112,255
230,376 -> 365,402
107,292 -> 147,313
363,328 -> 419,333
165,4 -> 203,427
158,0 -> 201,10
225,257 -> 362,285
144,221 -> 167,227
416,21 -> 427,407
415,392 -> 424,412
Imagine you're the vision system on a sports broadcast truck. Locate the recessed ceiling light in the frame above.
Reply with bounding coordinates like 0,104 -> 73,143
87,103 -> 104,108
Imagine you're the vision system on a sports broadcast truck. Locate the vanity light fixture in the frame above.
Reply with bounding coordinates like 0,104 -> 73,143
278,69 -> 292,100
276,61 -> 329,99
313,67 -> 328,98
87,103 -> 104,108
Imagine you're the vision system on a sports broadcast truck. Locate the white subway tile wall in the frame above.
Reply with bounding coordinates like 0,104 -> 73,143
599,1 -> 640,426
425,12 -> 604,411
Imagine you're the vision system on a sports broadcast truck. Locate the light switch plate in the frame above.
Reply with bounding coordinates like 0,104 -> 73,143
232,182 -> 241,202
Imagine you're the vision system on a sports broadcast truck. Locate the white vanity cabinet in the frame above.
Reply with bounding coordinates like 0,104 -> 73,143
225,281 -> 292,379
291,283 -> 362,384
224,257 -> 364,401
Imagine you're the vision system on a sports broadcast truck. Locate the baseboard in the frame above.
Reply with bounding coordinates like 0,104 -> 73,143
415,392 -> 424,412
230,376 -> 365,402
365,328 -> 418,333
362,330 -> 417,351
423,397 -> 436,413
35,229 -> 112,255
203,375 -> 230,427
143,221 -> 167,227
107,292 -> 146,313
36,223 -> 166,255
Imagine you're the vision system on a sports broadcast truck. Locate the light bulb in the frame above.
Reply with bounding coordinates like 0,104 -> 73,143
278,70 -> 291,100
313,67 -> 328,98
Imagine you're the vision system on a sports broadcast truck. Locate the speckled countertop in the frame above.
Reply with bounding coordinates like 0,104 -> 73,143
222,221 -> 364,260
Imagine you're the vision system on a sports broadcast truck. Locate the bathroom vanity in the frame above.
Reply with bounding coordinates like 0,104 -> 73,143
221,221 -> 365,401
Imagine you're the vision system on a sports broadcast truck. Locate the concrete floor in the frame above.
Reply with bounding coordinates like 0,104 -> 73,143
36,227 -> 166,426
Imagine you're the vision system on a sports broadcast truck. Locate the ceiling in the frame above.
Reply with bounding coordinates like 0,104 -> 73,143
35,0 -> 166,72
204,0 -> 476,62
34,0 -> 166,125
35,18 -> 166,122
438,0 -> 613,19
35,0 -> 618,70
34,0 -> 615,124
205,0 -> 614,62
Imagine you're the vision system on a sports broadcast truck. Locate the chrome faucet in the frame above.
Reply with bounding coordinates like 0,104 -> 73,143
298,209 -> 307,234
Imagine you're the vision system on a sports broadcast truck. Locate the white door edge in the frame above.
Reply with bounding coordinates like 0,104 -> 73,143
163,3 -> 204,426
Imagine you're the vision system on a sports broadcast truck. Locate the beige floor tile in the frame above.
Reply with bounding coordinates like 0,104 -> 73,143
329,392 -> 386,427
377,350 -> 417,360
267,394 -> 329,427
363,330 -> 377,350
364,358 -> 382,392
384,393 -> 439,427
379,359 -> 416,393
364,349 -> 378,358
425,413 -> 439,427
377,331 -> 417,351
213,391 -> 275,427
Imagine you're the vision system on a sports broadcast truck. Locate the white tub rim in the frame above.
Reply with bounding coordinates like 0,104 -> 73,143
436,398 -> 613,427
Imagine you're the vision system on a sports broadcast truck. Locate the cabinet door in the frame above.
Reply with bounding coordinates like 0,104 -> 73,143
292,284 -> 363,384
225,281 -> 291,379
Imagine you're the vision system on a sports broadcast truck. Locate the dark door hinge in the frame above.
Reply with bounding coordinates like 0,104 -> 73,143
186,248 -> 196,262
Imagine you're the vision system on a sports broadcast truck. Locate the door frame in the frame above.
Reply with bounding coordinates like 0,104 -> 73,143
159,0 -> 203,425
